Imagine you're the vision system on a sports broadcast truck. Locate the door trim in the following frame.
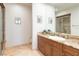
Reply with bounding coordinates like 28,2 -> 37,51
0,3 -> 5,54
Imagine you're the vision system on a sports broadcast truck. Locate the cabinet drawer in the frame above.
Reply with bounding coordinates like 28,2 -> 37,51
38,35 -> 62,49
38,36 -> 47,41
48,39 -> 62,49
63,51 -> 73,56
63,45 -> 79,56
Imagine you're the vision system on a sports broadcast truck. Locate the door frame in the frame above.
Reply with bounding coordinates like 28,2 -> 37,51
0,3 -> 5,54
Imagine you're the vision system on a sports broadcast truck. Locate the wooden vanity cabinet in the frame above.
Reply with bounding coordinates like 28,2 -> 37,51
38,35 -> 63,56
38,35 -> 79,56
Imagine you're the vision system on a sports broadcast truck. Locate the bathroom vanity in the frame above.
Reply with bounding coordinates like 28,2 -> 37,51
38,33 -> 79,56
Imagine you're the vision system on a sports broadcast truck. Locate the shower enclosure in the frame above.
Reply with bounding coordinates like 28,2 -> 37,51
56,14 -> 71,34
0,3 -> 5,55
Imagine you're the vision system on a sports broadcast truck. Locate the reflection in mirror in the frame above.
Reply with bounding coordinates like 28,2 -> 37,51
56,14 -> 71,34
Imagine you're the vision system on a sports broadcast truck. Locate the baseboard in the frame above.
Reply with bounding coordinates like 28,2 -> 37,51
5,42 -> 32,49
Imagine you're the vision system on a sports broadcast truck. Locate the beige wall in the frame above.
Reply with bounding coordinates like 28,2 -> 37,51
71,7 -> 79,35
4,3 -> 32,47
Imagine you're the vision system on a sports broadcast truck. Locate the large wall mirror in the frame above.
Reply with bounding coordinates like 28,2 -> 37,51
48,3 -> 79,36
54,3 -> 79,36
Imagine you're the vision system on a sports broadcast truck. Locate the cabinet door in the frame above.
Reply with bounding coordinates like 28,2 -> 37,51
39,43 -> 46,55
50,46 -> 61,56
45,44 -> 52,56
63,45 -> 79,56
49,40 -> 62,56
38,37 -> 46,55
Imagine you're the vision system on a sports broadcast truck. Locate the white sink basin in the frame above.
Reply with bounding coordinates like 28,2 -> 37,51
48,35 -> 66,41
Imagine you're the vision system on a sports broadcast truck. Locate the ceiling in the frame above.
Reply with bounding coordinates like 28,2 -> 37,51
47,3 -> 79,12
19,3 -> 32,7
5,3 -> 32,7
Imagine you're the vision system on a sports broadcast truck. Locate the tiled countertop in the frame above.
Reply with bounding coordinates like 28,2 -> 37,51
38,33 -> 79,50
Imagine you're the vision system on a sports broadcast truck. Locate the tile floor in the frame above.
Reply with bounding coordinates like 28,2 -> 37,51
3,44 -> 43,56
